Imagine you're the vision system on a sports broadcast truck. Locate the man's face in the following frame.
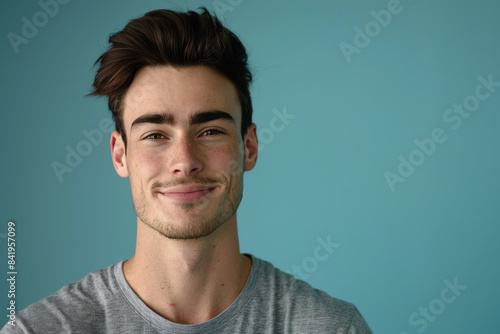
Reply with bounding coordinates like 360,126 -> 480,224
111,65 -> 257,239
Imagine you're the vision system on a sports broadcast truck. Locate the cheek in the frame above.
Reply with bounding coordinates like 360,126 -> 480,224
127,150 -> 164,182
211,146 -> 244,178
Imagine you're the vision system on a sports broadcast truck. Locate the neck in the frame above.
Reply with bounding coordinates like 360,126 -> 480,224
123,215 -> 252,324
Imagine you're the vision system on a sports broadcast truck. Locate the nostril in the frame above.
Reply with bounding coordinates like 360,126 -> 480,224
171,162 -> 202,176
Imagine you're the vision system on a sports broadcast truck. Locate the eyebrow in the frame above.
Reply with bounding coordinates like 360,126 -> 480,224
190,110 -> 234,125
131,113 -> 174,130
130,110 -> 235,131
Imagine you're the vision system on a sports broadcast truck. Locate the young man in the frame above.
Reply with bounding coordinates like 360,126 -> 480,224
2,8 -> 372,333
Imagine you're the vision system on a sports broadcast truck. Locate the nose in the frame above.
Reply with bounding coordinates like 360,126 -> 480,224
168,136 -> 203,176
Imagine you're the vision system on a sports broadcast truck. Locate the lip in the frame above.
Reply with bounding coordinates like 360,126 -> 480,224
158,185 -> 216,202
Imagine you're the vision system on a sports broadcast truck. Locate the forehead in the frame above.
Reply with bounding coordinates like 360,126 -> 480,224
122,65 -> 241,128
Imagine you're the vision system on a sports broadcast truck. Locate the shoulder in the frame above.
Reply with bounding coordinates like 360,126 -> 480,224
250,255 -> 372,333
1,262 -> 121,333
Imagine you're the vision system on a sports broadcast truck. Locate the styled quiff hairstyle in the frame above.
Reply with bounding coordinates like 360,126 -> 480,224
89,7 -> 253,148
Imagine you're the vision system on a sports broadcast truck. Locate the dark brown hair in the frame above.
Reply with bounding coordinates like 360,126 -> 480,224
89,7 -> 253,148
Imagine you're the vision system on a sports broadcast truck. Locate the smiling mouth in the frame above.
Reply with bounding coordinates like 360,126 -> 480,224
158,185 -> 217,202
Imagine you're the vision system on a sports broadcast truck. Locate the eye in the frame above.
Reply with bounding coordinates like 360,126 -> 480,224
145,133 -> 165,141
201,129 -> 223,136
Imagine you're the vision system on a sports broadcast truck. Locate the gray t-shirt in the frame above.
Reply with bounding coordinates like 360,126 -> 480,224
1,255 -> 372,333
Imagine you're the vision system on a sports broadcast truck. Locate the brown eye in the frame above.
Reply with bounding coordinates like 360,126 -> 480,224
202,129 -> 223,136
145,133 -> 164,140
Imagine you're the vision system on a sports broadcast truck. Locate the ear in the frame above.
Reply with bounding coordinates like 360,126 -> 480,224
110,130 -> 129,178
243,123 -> 258,171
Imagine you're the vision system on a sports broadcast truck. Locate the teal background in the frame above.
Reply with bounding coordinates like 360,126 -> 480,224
1,0 -> 499,332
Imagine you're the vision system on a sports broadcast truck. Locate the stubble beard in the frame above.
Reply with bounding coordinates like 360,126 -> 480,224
132,173 -> 244,240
